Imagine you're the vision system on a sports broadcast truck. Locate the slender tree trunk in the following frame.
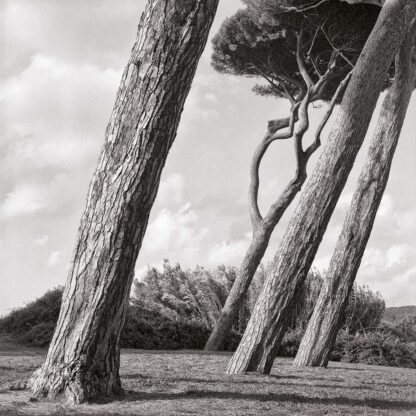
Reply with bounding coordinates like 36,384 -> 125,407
204,178 -> 303,351
226,0 -> 416,376
29,0 -> 218,403
294,29 -> 416,368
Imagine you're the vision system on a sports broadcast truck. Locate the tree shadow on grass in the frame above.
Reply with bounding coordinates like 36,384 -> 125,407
122,389 -> 416,411
328,365 -> 385,372
122,374 -> 373,390
122,349 -> 233,357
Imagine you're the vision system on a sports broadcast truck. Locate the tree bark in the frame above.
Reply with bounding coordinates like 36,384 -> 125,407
226,0 -> 416,376
294,28 -> 416,368
29,0 -> 218,403
204,46 -> 351,352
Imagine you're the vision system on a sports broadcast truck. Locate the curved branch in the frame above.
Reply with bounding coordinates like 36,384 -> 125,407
249,105 -> 300,228
263,65 -> 346,225
262,91 -> 312,226
279,75 -> 306,98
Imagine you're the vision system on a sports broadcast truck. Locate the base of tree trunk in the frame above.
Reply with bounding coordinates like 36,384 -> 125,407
205,306 -> 238,351
292,350 -> 330,368
29,360 -> 122,404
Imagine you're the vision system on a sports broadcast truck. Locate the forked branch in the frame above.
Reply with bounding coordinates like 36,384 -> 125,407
248,103 -> 300,227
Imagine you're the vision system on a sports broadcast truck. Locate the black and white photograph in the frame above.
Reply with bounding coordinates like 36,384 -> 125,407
1,0 -> 415,415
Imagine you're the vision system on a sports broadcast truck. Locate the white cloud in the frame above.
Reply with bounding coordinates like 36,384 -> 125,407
378,194 -> 393,217
47,250 -> 61,267
337,192 -> 354,211
313,254 -> 332,272
32,235 -> 49,246
156,174 -> 185,207
208,234 -> 251,266
141,203 -> 208,263
0,183 -> 47,219
0,54 -> 120,173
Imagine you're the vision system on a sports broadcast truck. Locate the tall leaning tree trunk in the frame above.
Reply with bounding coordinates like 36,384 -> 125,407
226,0 -> 416,376
29,0 -> 218,403
293,28 -> 416,368
204,169 -> 302,351
204,54 -> 350,352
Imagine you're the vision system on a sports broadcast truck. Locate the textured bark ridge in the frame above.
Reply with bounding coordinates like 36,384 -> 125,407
294,28 -> 416,368
226,0 -> 416,376
30,0 -> 218,403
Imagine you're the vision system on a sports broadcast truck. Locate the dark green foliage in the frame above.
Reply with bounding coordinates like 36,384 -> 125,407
212,1 -> 380,101
392,314 -> 416,342
0,287 -> 63,338
18,322 -> 57,348
1,262 -> 413,368
333,327 -> 416,369
343,285 -> 385,334
121,304 -> 211,350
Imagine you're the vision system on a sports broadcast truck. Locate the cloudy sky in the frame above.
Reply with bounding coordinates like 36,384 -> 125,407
1,0 -> 415,316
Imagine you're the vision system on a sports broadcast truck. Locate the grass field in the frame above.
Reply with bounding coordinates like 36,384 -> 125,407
0,336 -> 415,416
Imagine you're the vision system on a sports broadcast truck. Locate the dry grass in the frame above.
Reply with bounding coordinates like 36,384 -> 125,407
0,337 -> 415,416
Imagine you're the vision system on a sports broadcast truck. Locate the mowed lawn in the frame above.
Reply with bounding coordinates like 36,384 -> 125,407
0,337 -> 415,416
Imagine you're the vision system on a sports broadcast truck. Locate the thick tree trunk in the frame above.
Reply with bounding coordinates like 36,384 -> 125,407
29,0 -> 218,403
226,0 -> 416,376
294,30 -> 416,368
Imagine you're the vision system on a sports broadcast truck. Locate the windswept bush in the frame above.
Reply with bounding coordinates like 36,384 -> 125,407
0,272 -> 240,351
1,261 -> 413,368
132,260 -> 238,329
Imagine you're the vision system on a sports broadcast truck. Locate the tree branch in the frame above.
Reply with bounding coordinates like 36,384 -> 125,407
251,62 -> 294,103
279,74 -> 306,99
312,53 -> 338,98
320,27 -> 355,69
297,29 -> 314,88
249,105 -> 300,228
263,92 -> 312,225
304,70 -> 353,159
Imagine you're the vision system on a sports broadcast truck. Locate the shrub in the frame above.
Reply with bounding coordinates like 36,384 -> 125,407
17,322 -> 57,348
121,304 -> 210,350
2,261 -> 412,369
0,285 -> 239,351
391,314 -> 416,342
333,330 -> 416,369
0,287 -> 63,336
343,285 -> 385,334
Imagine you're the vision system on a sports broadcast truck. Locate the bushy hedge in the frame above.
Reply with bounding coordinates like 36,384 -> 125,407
0,287 -> 239,351
1,264 -> 414,368
0,287 -> 62,347
121,305 -> 210,350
